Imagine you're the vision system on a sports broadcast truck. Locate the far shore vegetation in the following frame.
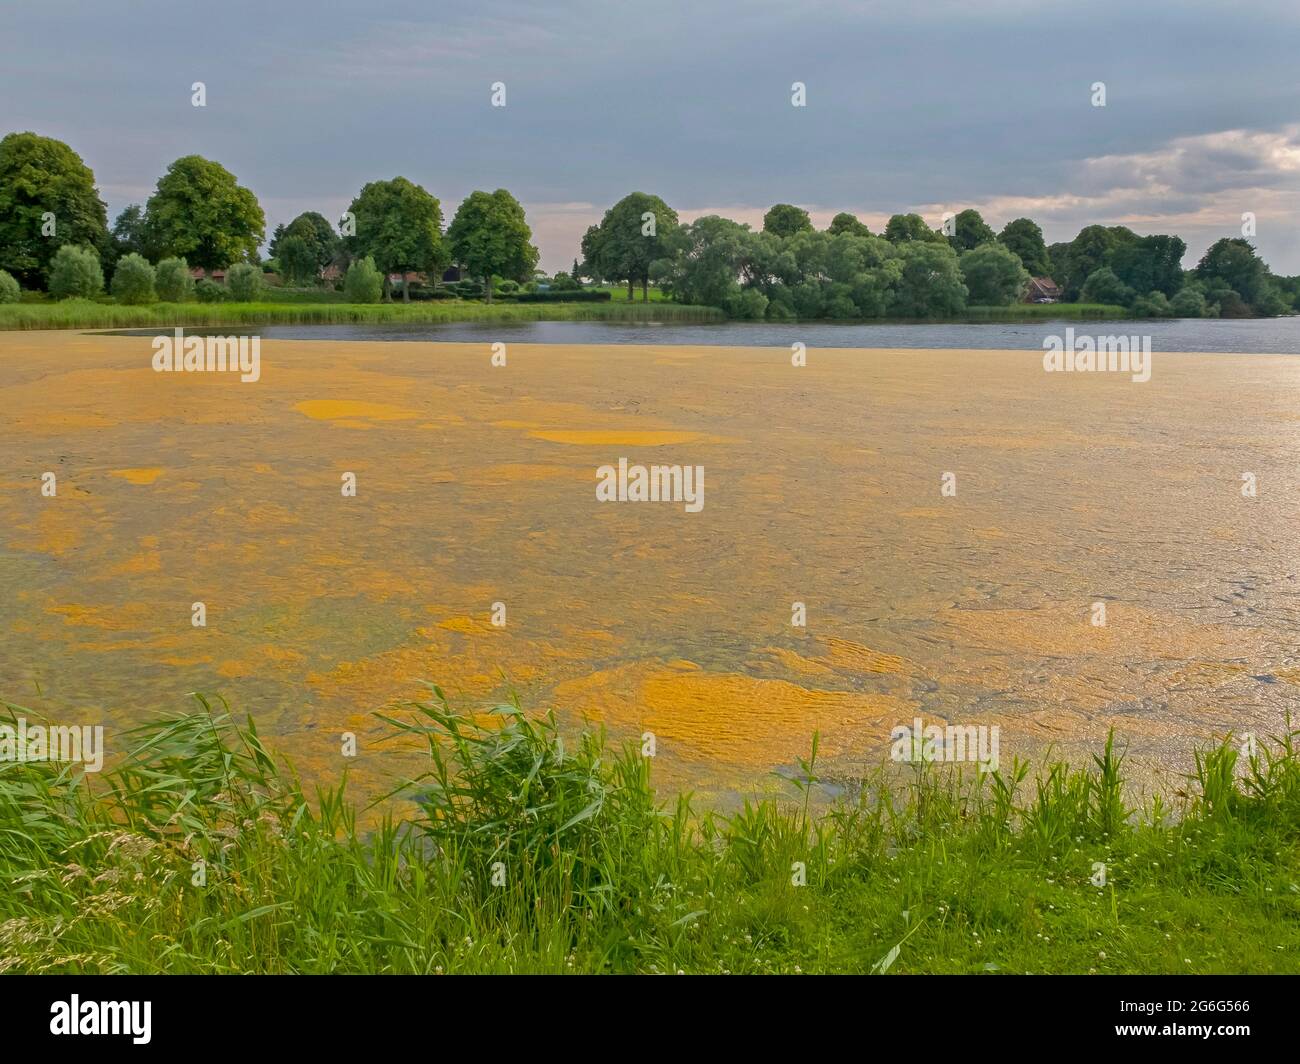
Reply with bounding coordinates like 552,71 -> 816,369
1,692 -> 1296,975
1,131 -> 1296,331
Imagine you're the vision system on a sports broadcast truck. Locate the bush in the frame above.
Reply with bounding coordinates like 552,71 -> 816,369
0,269 -> 20,304
225,262 -> 262,302
1080,266 -> 1134,307
1169,287 -> 1206,318
495,279 -> 520,295
514,290 -> 612,303
195,279 -> 227,303
154,258 -> 194,302
48,244 -> 104,300
110,252 -> 156,305
1131,290 -> 1172,318
343,256 -> 383,304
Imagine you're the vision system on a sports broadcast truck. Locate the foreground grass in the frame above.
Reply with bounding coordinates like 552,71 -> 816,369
0,299 -> 724,330
1,693 -> 1297,974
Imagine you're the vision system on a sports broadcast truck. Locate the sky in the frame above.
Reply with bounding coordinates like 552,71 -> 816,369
3,0 -> 1298,274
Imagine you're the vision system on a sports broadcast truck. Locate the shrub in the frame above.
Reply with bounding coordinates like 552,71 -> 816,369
495,279 -> 520,295
1080,266 -> 1134,307
1169,287 -> 1206,318
514,290 -> 612,303
0,269 -> 20,304
343,256 -> 383,304
195,279 -> 227,303
154,258 -> 194,302
225,262 -> 262,302
110,252 -> 156,305
47,244 -> 104,300
1131,290 -> 1172,318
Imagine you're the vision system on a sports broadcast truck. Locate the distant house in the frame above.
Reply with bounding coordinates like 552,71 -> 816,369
320,264 -> 344,283
1025,277 -> 1062,303
189,267 -> 226,283
442,265 -> 465,283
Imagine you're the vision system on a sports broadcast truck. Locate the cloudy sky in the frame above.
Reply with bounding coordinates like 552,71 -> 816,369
3,0 -> 1298,273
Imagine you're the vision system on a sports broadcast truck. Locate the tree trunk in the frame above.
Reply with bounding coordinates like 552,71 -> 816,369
403,275 -> 410,303
382,274 -> 391,302
642,276 -> 648,302
627,278 -> 634,301
484,277 -> 493,304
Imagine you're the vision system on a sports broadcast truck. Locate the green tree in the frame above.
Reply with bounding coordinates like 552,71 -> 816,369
884,213 -> 944,244
278,235 -> 318,286
110,252 -> 156,304
281,211 -> 340,277
446,189 -> 539,303
827,212 -> 871,238
225,262 -> 262,302
47,244 -> 103,299
1110,235 -> 1186,298
1195,238 -> 1269,308
0,269 -> 20,303
889,241 -> 967,316
582,192 -> 678,301
960,243 -> 1029,305
1169,286 -> 1206,318
763,204 -> 813,239
155,257 -> 194,302
344,177 -> 447,302
997,218 -> 1050,275
1063,225 -> 1118,300
0,132 -> 109,288
653,215 -> 752,310
949,209 -> 995,252
343,256 -> 383,303
142,155 -> 264,270
1080,265 -> 1133,306
112,205 -> 147,258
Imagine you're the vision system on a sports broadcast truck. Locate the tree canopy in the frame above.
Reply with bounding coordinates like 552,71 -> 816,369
997,218 -> 1051,275
0,132 -> 109,287
763,204 -> 813,239
446,189 -> 539,302
344,177 -> 447,301
142,155 -> 264,271
581,192 -> 678,300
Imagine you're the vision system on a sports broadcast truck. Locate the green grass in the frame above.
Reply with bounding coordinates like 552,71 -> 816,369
2,691 -> 1297,974
961,303 -> 1129,319
0,298 -> 724,330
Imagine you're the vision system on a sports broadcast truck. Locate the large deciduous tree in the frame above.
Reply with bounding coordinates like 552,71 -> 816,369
142,155 -> 265,271
581,192 -> 678,301
960,242 -> 1030,305
949,209 -> 995,253
446,189 -> 538,302
762,203 -> 813,239
997,217 -> 1051,276
0,132 -> 109,288
344,177 -> 447,301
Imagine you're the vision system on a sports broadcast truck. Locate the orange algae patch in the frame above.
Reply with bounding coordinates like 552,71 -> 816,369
109,468 -> 163,485
526,429 -> 705,446
294,400 -> 418,422
437,616 -> 498,635
817,637 -> 907,675
556,663 -> 908,767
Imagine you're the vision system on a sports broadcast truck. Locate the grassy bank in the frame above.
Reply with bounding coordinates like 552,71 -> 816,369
0,299 -> 725,331
2,692 -> 1297,974
962,303 -> 1129,319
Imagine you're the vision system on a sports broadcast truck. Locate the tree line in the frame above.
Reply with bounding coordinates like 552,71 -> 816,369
1,130 -> 1294,317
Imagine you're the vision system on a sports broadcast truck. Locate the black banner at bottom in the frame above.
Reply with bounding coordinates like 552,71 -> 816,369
2,974 -> 1291,1051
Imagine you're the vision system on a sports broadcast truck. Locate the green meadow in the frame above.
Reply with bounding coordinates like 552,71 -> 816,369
0,298 -> 725,331
2,692 -> 1296,974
